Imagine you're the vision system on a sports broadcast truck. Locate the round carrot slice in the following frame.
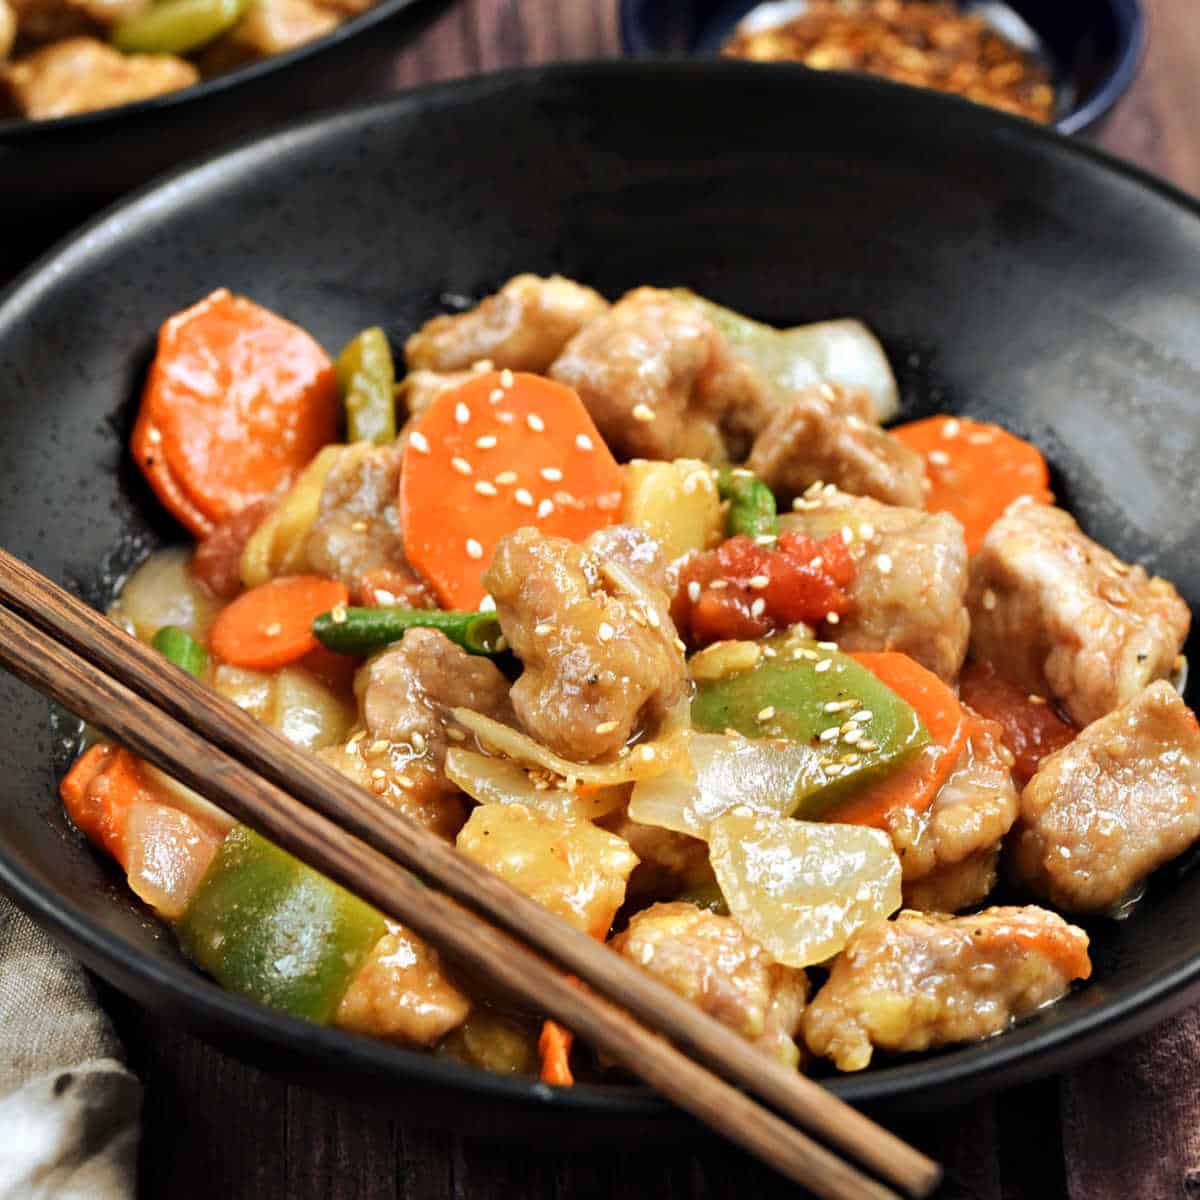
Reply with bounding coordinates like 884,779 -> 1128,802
889,414 -> 1053,553
132,289 -> 338,537
400,370 -> 623,609
209,575 -> 349,670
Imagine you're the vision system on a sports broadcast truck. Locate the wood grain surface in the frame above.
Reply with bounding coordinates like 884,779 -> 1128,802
43,0 -> 1200,1195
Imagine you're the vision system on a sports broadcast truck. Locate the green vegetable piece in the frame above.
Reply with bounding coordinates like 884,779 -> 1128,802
336,327 -> 396,445
690,633 -> 928,816
312,606 -> 503,656
175,826 -> 385,1023
717,466 -> 777,540
112,0 -> 247,55
151,624 -> 208,679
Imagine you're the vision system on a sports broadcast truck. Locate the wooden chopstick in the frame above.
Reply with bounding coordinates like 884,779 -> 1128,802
0,549 -> 940,1199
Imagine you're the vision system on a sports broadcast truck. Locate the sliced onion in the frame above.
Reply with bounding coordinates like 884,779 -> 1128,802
781,318 -> 900,424
628,732 -> 822,838
444,749 -> 628,822
109,546 -> 220,643
450,700 -> 689,787
141,762 -> 235,838
123,802 -> 226,919
709,810 -> 901,968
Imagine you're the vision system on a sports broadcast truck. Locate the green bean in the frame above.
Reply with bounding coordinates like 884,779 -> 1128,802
336,327 -> 396,445
112,0 -> 248,55
152,625 -> 209,679
717,467 -> 778,540
313,607 -> 504,657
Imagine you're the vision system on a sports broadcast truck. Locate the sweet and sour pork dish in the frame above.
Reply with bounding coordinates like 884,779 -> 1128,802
60,277 -> 1195,1083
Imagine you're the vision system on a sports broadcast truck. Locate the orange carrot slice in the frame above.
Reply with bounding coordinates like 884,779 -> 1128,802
829,652 -> 969,827
538,1019 -> 575,1086
60,744 -> 143,867
132,289 -> 338,538
400,370 -> 622,610
209,575 -> 349,670
890,415 -> 1053,553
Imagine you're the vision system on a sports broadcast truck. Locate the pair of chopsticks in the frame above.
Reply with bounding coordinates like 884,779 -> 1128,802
0,547 -> 940,1200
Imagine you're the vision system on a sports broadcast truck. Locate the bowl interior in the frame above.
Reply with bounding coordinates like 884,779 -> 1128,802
619,0 -> 1144,133
0,62 -> 1197,1123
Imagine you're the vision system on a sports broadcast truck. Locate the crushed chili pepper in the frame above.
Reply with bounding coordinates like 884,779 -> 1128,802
673,530 -> 855,648
724,0 -> 1055,125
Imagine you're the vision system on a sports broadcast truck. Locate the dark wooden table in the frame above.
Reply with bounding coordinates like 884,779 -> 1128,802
64,0 -> 1200,1195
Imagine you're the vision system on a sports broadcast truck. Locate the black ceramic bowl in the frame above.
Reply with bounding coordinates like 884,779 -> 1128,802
0,62 -> 1197,1136
620,0 -> 1145,135
0,0 -> 446,264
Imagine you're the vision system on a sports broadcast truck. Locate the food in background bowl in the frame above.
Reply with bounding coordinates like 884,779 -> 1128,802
61,272 -> 1194,1085
0,0 -> 381,119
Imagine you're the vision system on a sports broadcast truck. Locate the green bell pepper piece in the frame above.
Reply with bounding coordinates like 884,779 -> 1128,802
175,826 -> 385,1023
337,327 -> 396,445
716,466 -> 777,540
152,625 -> 208,679
691,633 -> 928,817
112,0 -> 247,55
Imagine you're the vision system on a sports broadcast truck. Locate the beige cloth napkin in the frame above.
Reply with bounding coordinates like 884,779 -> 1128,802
0,895 -> 140,1199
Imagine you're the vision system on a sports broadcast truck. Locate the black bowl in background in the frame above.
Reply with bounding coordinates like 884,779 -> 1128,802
620,0 -> 1145,135
0,0 -> 448,270
0,62 -> 1198,1136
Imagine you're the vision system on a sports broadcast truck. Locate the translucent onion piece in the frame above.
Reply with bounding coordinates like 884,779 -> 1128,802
141,762 -> 235,838
709,810 -> 902,968
123,802 -> 226,919
444,749 -> 629,822
628,732 -> 824,838
213,663 -> 355,751
450,701 -> 689,787
109,546 -> 220,643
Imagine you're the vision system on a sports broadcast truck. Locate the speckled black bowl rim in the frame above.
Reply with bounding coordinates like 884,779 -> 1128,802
618,0 -> 1146,135
0,0 -> 435,140
1,60 -> 1200,1120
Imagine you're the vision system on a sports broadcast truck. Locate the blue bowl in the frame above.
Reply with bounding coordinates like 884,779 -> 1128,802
620,0 -> 1145,134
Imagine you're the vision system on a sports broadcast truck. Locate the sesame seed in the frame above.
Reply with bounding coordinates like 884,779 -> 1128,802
762,646 -> 777,658
632,404 -> 656,423
815,659 -> 832,674
710,580 -> 729,590
805,481 -> 825,498
817,641 -> 838,650
331,605 -> 348,624
942,419 -> 961,438
409,431 -> 430,454
687,581 -> 701,603
877,553 -> 894,575
796,648 -> 819,661
982,588 -> 997,611
826,612 -> 840,625
451,456 -> 473,476
858,740 -> 878,752
526,413 -> 545,433
755,534 -> 777,546
928,449 -> 951,465
368,739 -> 389,756
840,752 -> 861,765
843,728 -> 863,745
496,411 -> 515,425
370,767 -> 386,781
967,432 -> 995,445
674,637 -> 687,654
478,594 -> 496,612
823,483 -> 838,496
264,622 -> 282,637
474,480 -> 498,497
455,402 -> 470,425
859,522 -> 876,541
646,607 -> 663,630
731,468 -> 754,478
147,426 -> 162,444
500,369 -> 514,388
750,598 -> 766,618
537,499 -> 554,519
853,710 -> 873,723
638,745 -> 656,760
841,525 -> 855,545
823,700 -> 852,713
348,731 -> 365,747
411,731 -> 427,753
1028,693 -> 1048,705
515,488 -> 534,507
534,623 -> 552,636
810,556 -> 823,570
757,706 -> 776,722
748,574 -> 770,590
489,388 -> 504,404
819,727 -> 840,742
395,775 -> 415,791
350,519 -> 369,533
465,538 -> 483,560
495,470 -> 518,486
595,720 -> 619,735
374,589 -> 396,606
575,434 -> 594,452
540,467 -> 563,482
475,434 -> 498,449
598,622 -> 614,642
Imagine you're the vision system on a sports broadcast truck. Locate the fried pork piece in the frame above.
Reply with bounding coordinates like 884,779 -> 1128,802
405,275 -> 609,374
319,628 -> 514,840
457,803 -> 639,937
484,526 -> 687,762
804,907 -> 1091,1071
303,441 -> 432,605
886,718 -> 1019,912
335,921 -> 470,1045
1010,681 -> 1200,913
599,809 -> 714,900
747,382 -> 924,508
783,487 -> 969,681
584,523 -> 670,593
967,502 -> 1190,727
397,361 -> 494,420
198,0 -> 336,72
3,37 -> 196,119
549,287 -> 774,463
611,902 -> 809,1066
